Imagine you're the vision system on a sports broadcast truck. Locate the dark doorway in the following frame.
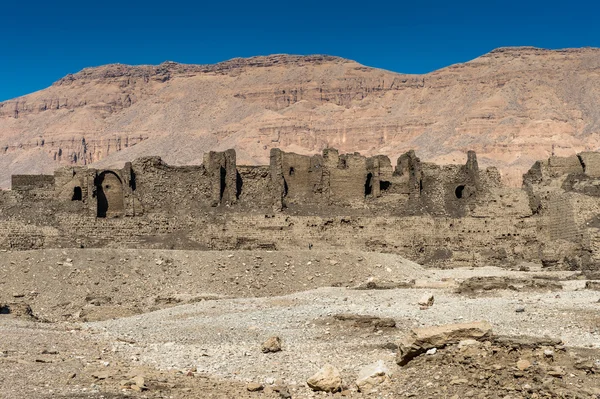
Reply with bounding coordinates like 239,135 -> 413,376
96,171 -> 124,218
72,186 -> 82,201
219,166 -> 227,201
379,181 -> 391,192
455,185 -> 465,199
289,167 -> 295,176
236,170 -> 243,199
365,173 -> 373,197
97,186 -> 109,217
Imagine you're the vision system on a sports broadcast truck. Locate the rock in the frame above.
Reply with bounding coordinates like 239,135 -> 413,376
306,364 -> 342,392
333,314 -> 396,328
574,359 -> 595,372
450,378 -> 468,385
356,360 -> 391,391
456,276 -> 562,294
543,349 -> 554,358
585,281 -> 600,291
457,339 -> 480,349
132,376 -> 145,386
516,359 -> 531,371
261,336 -> 282,353
418,293 -> 434,307
0,303 -> 36,319
272,385 -> 291,398
515,307 -> 525,313
547,366 -> 565,377
396,321 -> 493,365
492,335 -> 562,349
264,377 -> 276,385
247,382 -> 264,392
426,348 -> 437,355
91,371 -> 111,380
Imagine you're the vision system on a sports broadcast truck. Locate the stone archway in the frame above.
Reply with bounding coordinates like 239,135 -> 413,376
96,171 -> 124,218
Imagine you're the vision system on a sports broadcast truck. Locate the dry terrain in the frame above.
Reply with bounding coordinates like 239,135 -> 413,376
2,249 -> 600,398
2,47 -> 600,187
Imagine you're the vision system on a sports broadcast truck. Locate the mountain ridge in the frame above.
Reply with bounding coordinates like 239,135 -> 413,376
1,46 -> 600,188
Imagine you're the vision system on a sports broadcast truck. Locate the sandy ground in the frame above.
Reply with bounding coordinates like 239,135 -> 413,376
1,248 -> 600,398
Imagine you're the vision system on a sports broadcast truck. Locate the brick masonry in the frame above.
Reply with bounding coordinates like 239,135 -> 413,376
1,148 -> 599,270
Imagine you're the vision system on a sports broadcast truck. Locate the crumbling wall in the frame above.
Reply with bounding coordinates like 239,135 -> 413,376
578,152 -> 600,177
270,149 -> 324,207
236,166 -> 274,209
522,152 -> 600,269
3,147 -> 600,270
130,156 -> 210,215
204,149 -> 237,206
11,175 -> 55,191
324,149 -> 369,206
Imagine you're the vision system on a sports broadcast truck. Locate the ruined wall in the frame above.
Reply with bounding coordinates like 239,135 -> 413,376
236,166 -> 274,209
11,175 -> 55,191
523,153 -> 600,271
2,147 -> 600,270
203,149 -> 237,206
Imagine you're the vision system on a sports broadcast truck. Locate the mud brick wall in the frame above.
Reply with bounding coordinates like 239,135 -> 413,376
236,166 -> 274,209
11,175 -> 55,191
3,147 -> 600,270
131,156 -> 211,215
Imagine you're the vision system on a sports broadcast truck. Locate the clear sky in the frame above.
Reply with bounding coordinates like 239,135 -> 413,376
1,0 -> 598,101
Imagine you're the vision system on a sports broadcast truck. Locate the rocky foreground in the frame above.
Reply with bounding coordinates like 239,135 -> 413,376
2,47 -> 600,187
1,249 -> 600,398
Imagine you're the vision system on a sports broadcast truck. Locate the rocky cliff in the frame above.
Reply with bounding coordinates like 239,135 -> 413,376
1,48 -> 600,188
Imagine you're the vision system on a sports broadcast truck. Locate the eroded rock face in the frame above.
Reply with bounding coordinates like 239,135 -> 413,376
396,321 -> 493,365
3,48 -> 600,188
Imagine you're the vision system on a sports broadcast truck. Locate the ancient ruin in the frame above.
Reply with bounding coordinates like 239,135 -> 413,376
2,147 -> 599,271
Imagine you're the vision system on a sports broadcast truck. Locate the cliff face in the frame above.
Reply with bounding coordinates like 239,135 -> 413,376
1,48 -> 600,188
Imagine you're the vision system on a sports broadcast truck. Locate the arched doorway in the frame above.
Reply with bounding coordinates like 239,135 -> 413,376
96,171 -> 124,218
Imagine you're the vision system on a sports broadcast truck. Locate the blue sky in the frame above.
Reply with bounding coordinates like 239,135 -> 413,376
1,0 -> 598,101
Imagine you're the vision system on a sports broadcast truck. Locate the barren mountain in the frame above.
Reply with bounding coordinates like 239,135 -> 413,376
2,47 -> 600,188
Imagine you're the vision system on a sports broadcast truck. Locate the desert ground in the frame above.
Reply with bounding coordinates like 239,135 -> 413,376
1,248 -> 599,398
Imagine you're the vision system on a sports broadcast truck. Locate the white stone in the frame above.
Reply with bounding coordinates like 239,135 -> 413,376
426,348 -> 437,355
356,360 -> 391,391
418,293 -> 435,307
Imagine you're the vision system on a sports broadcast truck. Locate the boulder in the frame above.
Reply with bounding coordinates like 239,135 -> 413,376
307,364 -> 342,392
247,382 -> 264,392
261,336 -> 282,353
418,293 -> 434,308
396,321 -> 492,365
356,360 -> 391,391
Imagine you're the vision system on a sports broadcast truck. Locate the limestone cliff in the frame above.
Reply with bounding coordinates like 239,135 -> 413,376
1,48 -> 600,188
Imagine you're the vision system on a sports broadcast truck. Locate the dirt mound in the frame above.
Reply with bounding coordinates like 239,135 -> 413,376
0,248 -> 427,322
